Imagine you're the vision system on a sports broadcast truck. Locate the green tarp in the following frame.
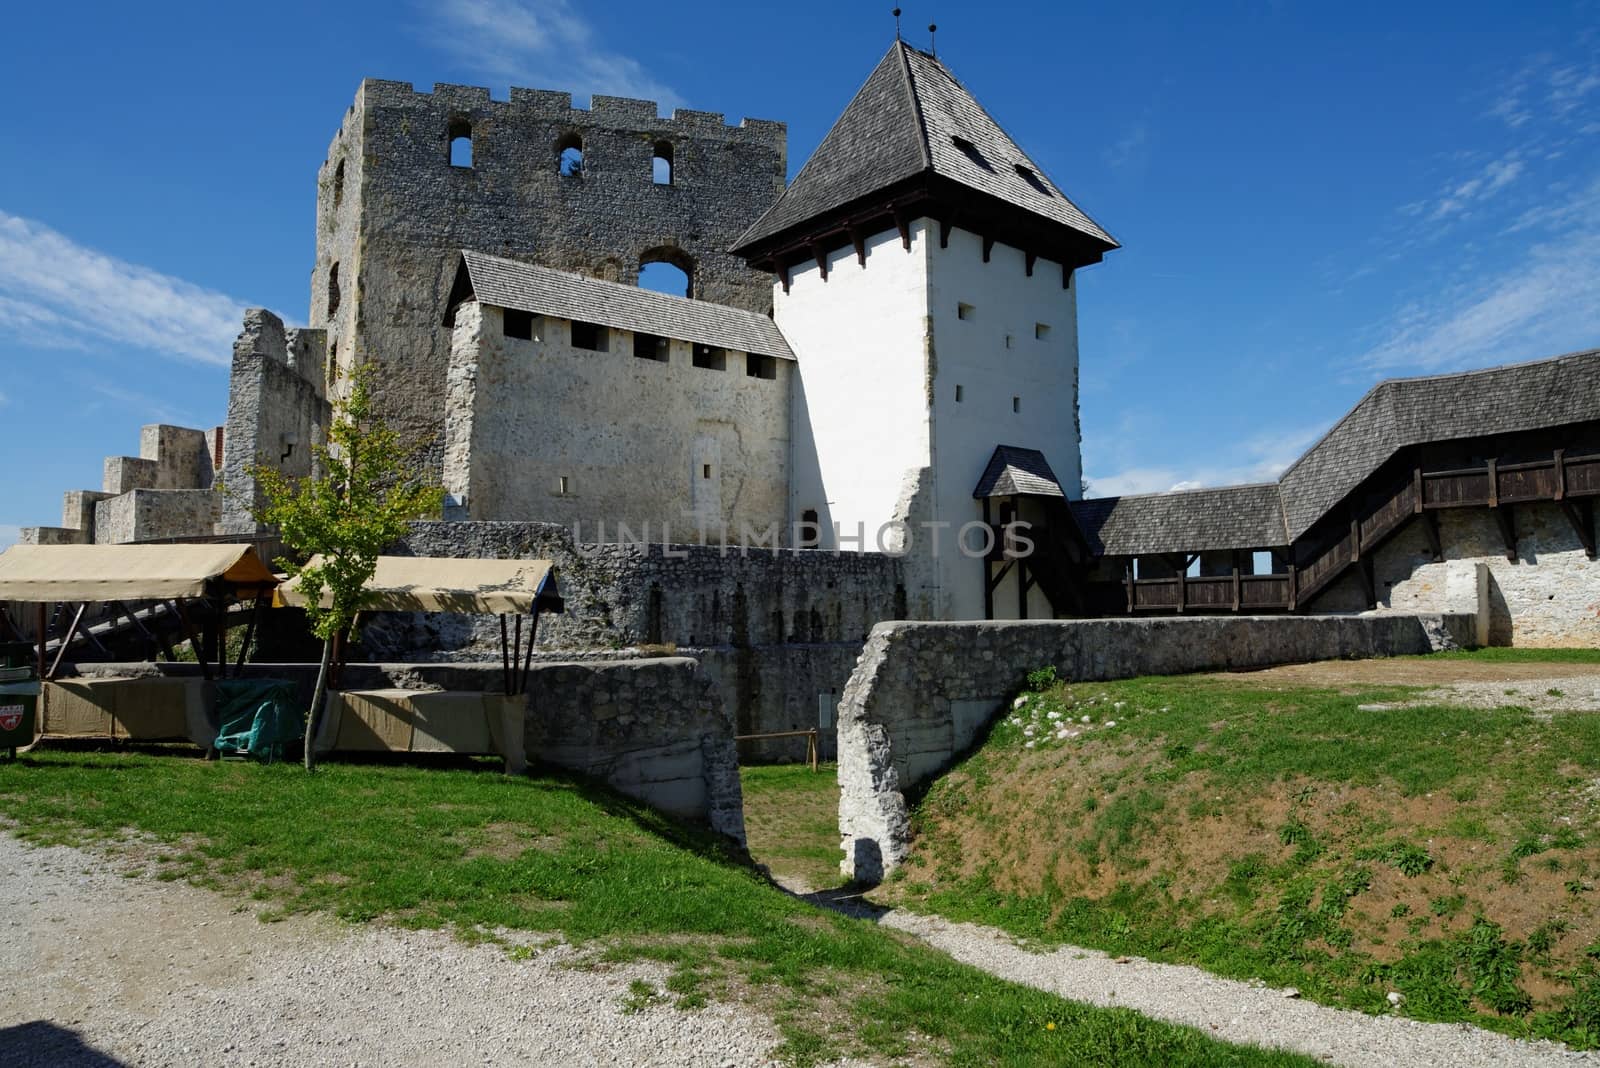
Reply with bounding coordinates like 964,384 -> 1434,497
213,679 -> 302,763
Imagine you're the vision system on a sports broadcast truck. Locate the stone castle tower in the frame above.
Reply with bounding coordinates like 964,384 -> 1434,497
310,80 -> 788,471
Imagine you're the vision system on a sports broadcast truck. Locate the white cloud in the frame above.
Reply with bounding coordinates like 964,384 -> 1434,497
1361,176 -> 1600,373
1088,425 -> 1323,498
1104,122 -> 1150,170
0,211 -> 245,365
420,0 -> 682,108
1428,154 -> 1525,220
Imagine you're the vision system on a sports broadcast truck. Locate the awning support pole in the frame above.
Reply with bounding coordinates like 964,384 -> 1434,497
519,606 -> 542,695
511,615 -> 522,695
36,603 -> 47,679
499,614 -> 511,695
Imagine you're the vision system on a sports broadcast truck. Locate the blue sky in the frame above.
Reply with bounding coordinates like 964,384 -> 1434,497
1,0 -> 1598,547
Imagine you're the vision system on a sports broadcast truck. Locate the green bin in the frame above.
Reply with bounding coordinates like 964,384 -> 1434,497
0,681 -> 38,757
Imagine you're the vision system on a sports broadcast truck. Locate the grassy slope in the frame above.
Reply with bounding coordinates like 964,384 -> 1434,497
886,660 -> 1600,1049
0,752 -> 1313,1068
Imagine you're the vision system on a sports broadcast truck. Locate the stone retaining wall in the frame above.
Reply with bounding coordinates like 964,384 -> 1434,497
836,613 -> 1477,883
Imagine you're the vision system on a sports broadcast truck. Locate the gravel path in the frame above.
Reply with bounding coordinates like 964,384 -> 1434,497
880,909 -> 1599,1068
0,834 -> 850,1068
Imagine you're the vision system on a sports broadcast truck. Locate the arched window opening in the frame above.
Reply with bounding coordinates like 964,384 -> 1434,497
557,133 -> 584,177
327,263 -> 341,317
652,141 -> 673,185
638,247 -> 694,298
448,118 -> 473,168
332,159 -> 346,207
638,261 -> 690,297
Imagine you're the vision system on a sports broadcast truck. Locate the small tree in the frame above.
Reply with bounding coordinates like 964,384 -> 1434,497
252,364 -> 443,770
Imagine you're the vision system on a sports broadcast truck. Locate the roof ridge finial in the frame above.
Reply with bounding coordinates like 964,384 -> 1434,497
893,7 -> 902,40
928,22 -> 938,58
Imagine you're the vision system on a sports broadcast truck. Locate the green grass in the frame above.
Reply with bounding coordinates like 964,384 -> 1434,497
740,762 -> 844,891
1406,647 -> 1600,664
891,663 -> 1600,1050
0,750 -> 1313,1067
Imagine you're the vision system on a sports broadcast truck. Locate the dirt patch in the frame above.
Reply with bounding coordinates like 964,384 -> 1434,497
463,822 -> 560,860
1215,659 -> 1600,688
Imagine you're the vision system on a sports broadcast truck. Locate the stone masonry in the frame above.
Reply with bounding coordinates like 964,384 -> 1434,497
836,613 -> 1478,883
312,80 -> 786,477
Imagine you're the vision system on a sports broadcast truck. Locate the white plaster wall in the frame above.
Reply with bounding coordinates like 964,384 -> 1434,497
448,303 -> 790,542
927,228 -> 1083,620
778,226 -> 935,561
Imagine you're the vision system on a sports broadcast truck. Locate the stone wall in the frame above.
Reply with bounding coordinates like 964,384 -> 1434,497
315,79 -> 786,477
836,613 -> 1478,882
526,657 -> 744,842
65,656 -> 744,842
359,521 -> 906,759
219,310 -> 330,534
442,302 -> 791,537
94,489 -> 220,545
1367,506 -> 1597,647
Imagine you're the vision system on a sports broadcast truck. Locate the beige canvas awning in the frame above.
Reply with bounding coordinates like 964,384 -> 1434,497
0,544 -> 280,602
274,556 -> 562,615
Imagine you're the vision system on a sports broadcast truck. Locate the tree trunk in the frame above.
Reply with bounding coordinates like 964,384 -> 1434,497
304,637 -> 333,771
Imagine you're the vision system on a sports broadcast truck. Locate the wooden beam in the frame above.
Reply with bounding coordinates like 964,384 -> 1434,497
1413,467 -> 1424,514
1124,562 -> 1135,615
173,598 -> 212,682
1420,510 -> 1443,561
47,603 -> 87,681
776,259 -> 790,295
1017,561 -> 1028,620
982,498 -> 994,621
1025,251 -> 1036,277
1287,564 -> 1298,613
939,217 -> 953,249
1486,458 -> 1499,509
1231,567 -> 1242,613
1554,448 -> 1567,501
894,209 -> 911,250
849,227 -> 866,267
1357,555 -> 1377,610
809,241 -> 829,282
1493,504 -> 1517,561
1558,498 -> 1596,558
981,235 -> 994,263
1062,265 -> 1073,290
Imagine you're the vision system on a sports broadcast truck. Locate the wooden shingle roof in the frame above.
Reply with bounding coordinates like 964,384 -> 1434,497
973,446 -> 1066,498
1277,348 -> 1600,539
1070,484 -> 1289,557
1070,348 -> 1600,557
454,251 -> 794,360
731,42 -> 1116,263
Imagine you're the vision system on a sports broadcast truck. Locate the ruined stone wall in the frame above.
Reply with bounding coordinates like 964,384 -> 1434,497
93,490 -> 219,545
443,302 -> 790,537
219,310 -> 330,534
1367,505 -> 1599,646
315,79 -> 785,473
356,521 -> 906,759
525,657 -> 744,842
1300,506 -> 1599,646
836,613 -> 1479,882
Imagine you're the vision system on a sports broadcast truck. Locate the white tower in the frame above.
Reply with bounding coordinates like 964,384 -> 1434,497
733,42 -> 1118,620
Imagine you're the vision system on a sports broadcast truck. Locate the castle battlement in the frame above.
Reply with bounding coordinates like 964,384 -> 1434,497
348,78 -> 785,147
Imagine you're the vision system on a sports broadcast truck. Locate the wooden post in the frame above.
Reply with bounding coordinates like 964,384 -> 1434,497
499,614 -> 511,696
1231,566 -> 1242,613
1486,458 -> 1498,509
808,728 -> 819,773
981,497 -> 994,621
1413,467 -> 1424,513
35,603 -> 47,680
1287,563 -> 1298,613
1554,448 -> 1566,501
